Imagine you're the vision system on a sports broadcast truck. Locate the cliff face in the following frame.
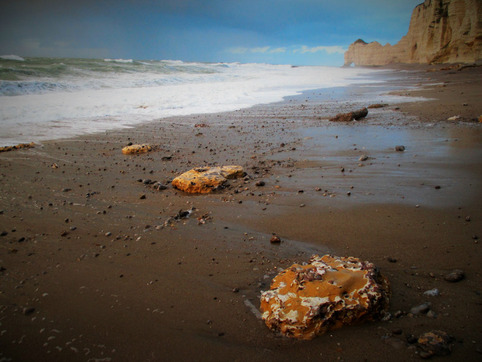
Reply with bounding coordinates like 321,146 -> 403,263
344,0 -> 482,65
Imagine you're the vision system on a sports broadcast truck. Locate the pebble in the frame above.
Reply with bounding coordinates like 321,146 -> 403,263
416,330 -> 453,359
255,180 -> 265,187
410,303 -> 431,315
140,194 -> 146,199
22,307 -> 35,315
443,269 -> 464,282
423,288 -> 440,297
395,145 -> 405,152
359,155 -> 368,161
270,235 -> 281,244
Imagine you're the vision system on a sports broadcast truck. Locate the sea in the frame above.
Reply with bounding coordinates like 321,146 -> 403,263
0,55 -> 381,146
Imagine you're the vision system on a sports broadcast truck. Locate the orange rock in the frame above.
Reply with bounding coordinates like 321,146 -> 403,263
0,142 -> 35,153
172,165 -> 244,194
260,254 -> 390,340
121,144 -> 152,155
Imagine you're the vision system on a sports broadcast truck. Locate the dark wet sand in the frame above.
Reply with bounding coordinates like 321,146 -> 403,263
0,65 -> 481,361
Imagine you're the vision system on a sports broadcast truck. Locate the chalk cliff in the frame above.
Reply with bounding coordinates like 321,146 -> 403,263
344,0 -> 482,66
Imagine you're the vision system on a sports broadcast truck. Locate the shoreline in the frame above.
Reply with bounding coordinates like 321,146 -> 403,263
0,66 -> 481,361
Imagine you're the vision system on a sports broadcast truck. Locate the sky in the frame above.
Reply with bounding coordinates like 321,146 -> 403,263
0,0 -> 423,66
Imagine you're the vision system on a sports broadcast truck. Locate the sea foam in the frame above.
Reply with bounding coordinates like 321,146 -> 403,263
0,58 -> 381,145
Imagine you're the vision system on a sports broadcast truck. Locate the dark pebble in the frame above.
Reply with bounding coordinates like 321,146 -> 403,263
395,145 -> 405,152
22,307 -> 35,315
0,231 -> 7,237
270,235 -> 281,244
140,194 -> 146,199
443,269 -> 464,282
387,257 -> 397,263
255,181 -> 265,187
17,237 -> 25,243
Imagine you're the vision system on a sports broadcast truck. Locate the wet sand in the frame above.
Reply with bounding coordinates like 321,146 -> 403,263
0,65 -> 481,361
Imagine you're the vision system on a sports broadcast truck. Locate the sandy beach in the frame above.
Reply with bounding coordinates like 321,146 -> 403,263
1,65 -> 481,361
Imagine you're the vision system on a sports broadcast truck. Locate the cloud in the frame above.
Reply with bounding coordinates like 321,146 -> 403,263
226,46 -> 286,54
294,45 -> 346,54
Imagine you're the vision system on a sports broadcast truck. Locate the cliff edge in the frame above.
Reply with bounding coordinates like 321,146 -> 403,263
344,0 -> 482,66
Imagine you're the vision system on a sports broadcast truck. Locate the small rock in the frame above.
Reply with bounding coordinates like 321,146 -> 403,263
359,155 -> 368,161
140,194 -> 146,199
255,180 -> 265,187
410,303 -> 431,315
417,330 -> 453,358
423,288 -> 440,297
270,235 -> 281,244
447,115 -> 461,121
105,232 -> 112,237
395,145 -> 405,152
22,307 -> 35,315
434,185 -> 441,190
443,269 -> 464,282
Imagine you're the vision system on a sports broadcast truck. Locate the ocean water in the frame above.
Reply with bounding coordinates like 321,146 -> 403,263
0,55 -> 381,146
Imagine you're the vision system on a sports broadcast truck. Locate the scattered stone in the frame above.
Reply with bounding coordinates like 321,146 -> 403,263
368,103 -> 388,109
255,180 -> 265,187
172,165 -> 245,194
122,144 -> 152,155
447,115 -> 461,121
443,269 -> 464,282
410,303 -> 431,315
434,185 -> 441,190
387,257 -> 397,263
416,330 -> 453,359
0,142 -> 35,153
423,288 -> 440,297
260,254 -> 390,340
270,235 -> 281,244
152,182 -> 167,191
139,194 -> 146,200
22,307 -> 35,315
174,208 -> 193,220
359,155 -> 369,161
395,145 -> 406,152
329,107 -> 368,122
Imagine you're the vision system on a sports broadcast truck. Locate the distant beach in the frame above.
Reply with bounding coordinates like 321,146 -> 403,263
0,62 -> 481,361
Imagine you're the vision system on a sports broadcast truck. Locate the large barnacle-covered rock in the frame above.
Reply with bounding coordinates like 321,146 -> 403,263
172,166 -> 244,194
260,254 -> 390,340
121,144 -> 152,155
